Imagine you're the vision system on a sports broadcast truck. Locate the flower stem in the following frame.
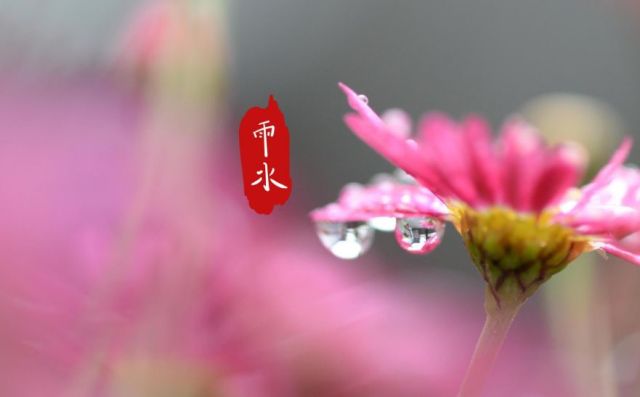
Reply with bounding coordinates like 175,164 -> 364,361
458,288 -> 523,397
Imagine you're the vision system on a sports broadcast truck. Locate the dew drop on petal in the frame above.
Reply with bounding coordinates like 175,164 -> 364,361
395,217 -> 445,254
316,221 -> 374,259
358,94 -> 369,104
382,108 -> 412,139
393,168 -> 417,185
369,216 -> 397,232
340,183 -> 365,207
341,182 -> 365,193
370,173 -> 396,185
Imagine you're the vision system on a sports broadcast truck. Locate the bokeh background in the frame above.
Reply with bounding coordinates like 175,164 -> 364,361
3,1 -> 640,396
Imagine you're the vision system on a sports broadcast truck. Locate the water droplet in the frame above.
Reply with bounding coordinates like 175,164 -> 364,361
316,221 -> 374,259
382,109 -> 412,138
369,217 -> 397,232
358,94 -> 369,104
370,173 -> 396,185
340,182 -> 365,200
395,217 -> 445,254
393,168 -> 417,184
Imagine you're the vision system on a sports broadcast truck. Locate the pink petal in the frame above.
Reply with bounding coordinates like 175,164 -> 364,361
498,118 -> 546,211
560,164 -> 640,239
573,137 -> 632,211
339,82 -> 385,129
598,241 -> 640,266
568,206 -> 640,237
339,83 -> 454,200
417,113 -> 479,204
461,115 -> 502,205
530,143 -> 586,212
310,178 -> 449,223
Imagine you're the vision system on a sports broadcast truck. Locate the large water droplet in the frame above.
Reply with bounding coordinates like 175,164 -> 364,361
357,94 -> 369,104
395,217 -> 445,254
316,221 -> 374,259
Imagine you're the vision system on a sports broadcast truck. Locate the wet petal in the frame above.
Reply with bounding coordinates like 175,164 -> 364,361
310,177 -> 449,223
339,83 -> 454,200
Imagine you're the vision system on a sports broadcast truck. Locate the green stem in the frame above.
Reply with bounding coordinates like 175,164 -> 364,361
458,288 -> 523,397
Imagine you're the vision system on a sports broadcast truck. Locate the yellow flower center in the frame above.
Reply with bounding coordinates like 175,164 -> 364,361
450,204 -> 591,304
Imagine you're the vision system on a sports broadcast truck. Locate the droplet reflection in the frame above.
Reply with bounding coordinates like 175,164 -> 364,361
315,221 -> 374,259
395,217 -> 445,254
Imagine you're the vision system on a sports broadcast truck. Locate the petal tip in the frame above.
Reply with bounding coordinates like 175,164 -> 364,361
338,82 -> 360,110
621,136 -> 633,155
338,82 -> 355,97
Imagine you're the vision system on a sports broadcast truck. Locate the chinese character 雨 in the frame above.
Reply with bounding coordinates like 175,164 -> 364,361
253,120 -> 275,158
251,162 -> 287,192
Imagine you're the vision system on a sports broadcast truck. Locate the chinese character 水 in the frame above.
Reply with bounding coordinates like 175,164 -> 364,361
251,162 -> 287,192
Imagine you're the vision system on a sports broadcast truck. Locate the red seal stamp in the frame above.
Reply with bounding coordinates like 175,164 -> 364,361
239,95 -> 292,214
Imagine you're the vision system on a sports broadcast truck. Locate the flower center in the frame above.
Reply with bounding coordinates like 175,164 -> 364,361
451,205 -> 590,304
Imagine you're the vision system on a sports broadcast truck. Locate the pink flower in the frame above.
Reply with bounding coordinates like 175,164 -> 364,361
312,83 -> 640,302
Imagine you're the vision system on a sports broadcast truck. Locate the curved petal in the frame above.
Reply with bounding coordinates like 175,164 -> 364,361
310,177 -> 449,223
598,240 -> 640,266
571,137 -> 632,212
568,205 -> 640,237
559,164 -> 640,239
339,83 -> 454,200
